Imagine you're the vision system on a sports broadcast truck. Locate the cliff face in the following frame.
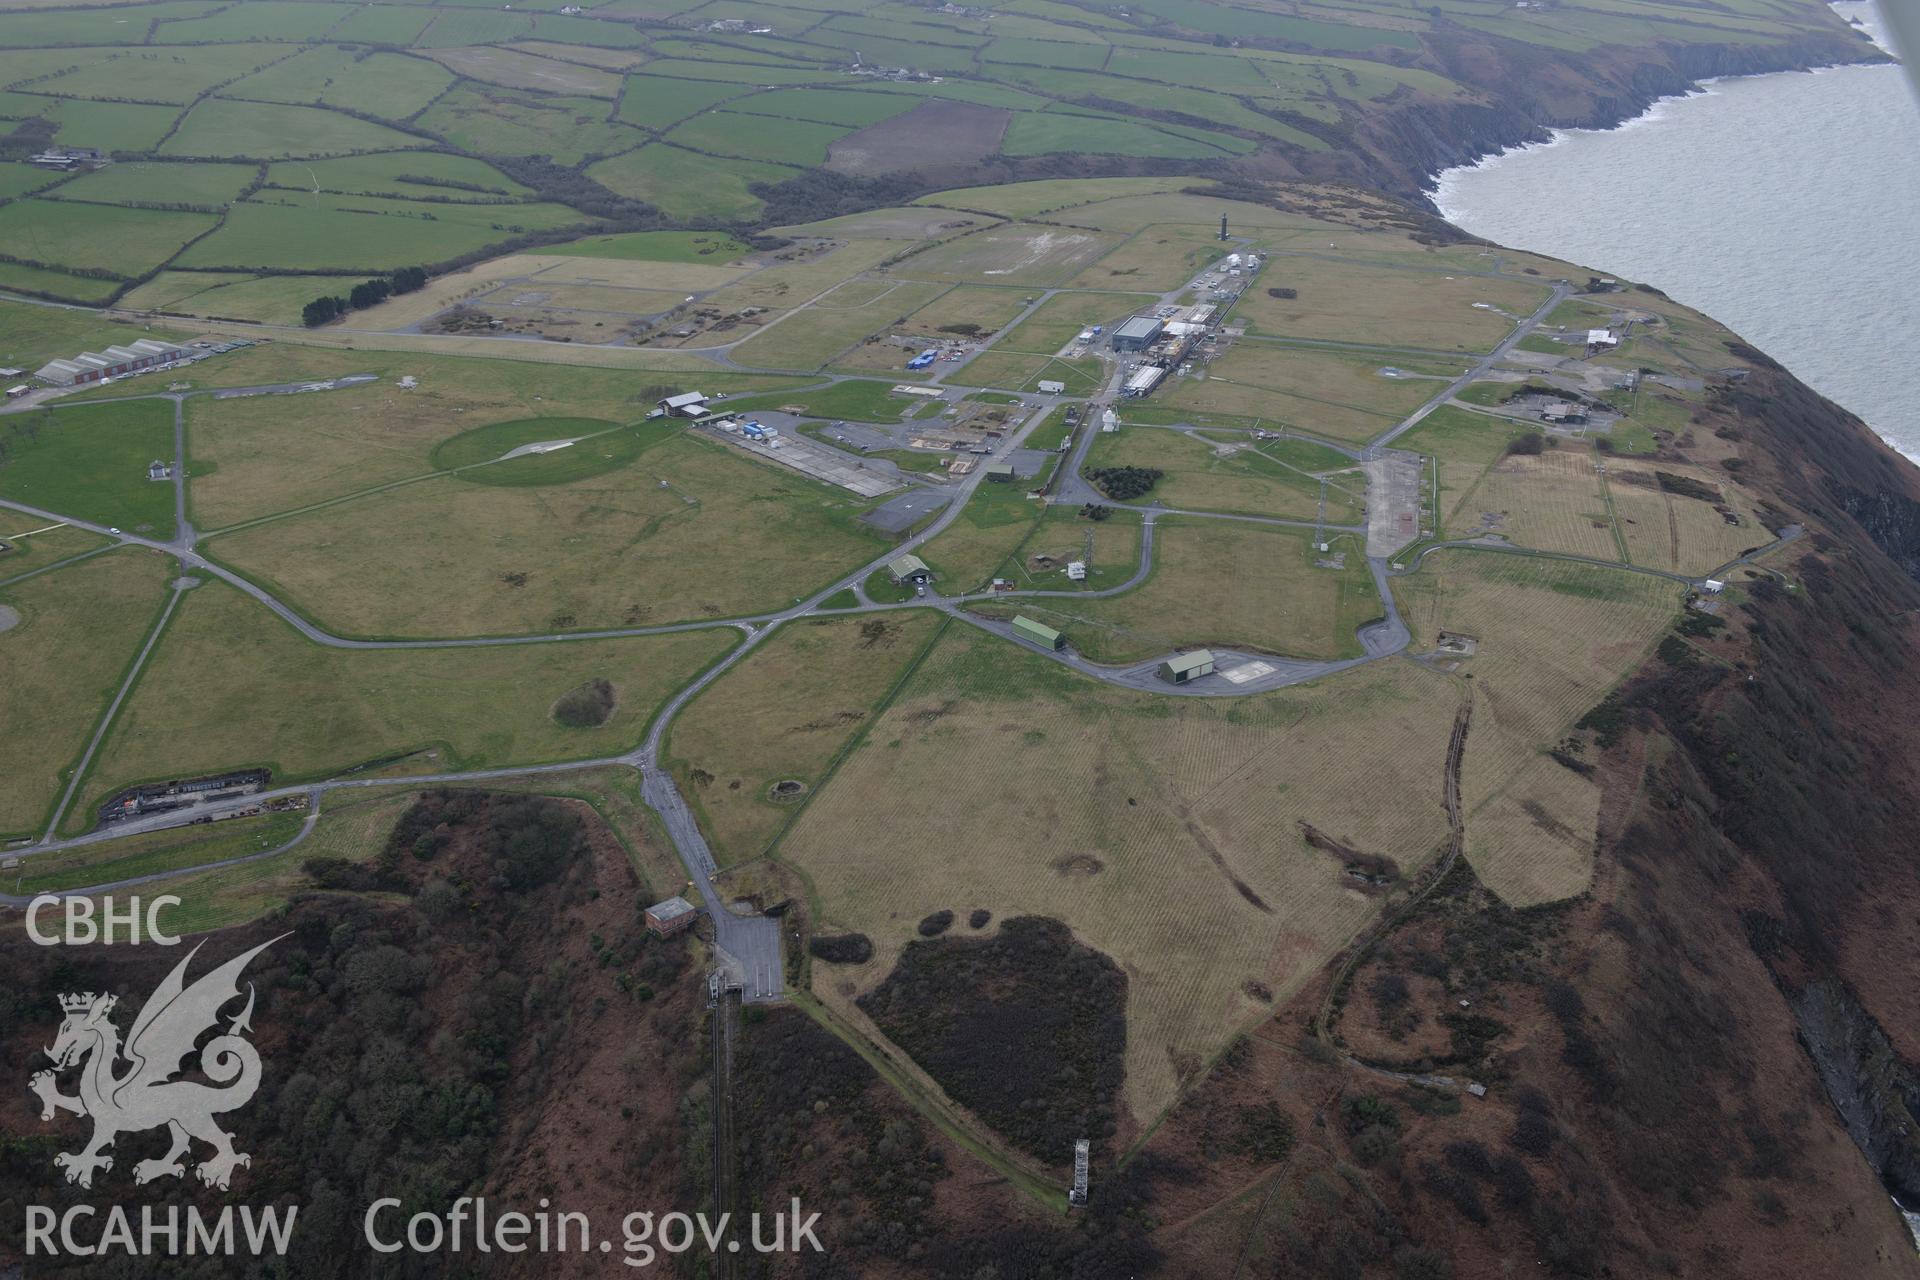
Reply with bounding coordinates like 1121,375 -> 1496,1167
1341,23 -> 1888,202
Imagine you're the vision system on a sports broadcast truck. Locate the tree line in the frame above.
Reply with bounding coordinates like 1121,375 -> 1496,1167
301,265 -> 428,326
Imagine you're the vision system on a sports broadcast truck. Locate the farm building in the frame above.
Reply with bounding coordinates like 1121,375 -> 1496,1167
34,339 -> 186,387
1157,650 -> 1215,684
887,553 -> 932,584
658,391 -> 710,417
1540,400 -> 1588,424
645,896 -> 697,938
1110,316 -> 1164,352
1011,615 -> 1063,650
983,463 -> 1015,483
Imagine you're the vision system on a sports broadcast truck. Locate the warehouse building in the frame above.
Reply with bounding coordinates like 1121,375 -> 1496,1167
1158,650 -> 1215,684
1110,316 -> 1163,352
1123,366 -> 1166,398
887,553 -> 932,584
1011,615 -> 1063,650
645,896 -> 697,938
658,391 -> 710,417
982,463 -> 1015,482
34,339 -> 186,387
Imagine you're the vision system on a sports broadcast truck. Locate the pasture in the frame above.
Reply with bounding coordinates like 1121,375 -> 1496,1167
174,197 -> 589,272
0,548 -> 172,838
0,400 -> 179,538
49,160 -> 257,207
227,48 -> 454,119
202,431 -> 887,636
74,579 -> 737,831
996,519 -> 1379,663
119,271 -> 349,324
668,610 -> 945,865
260,151 -> 532,201
586,144 -> 798,222
28,45 -> 286,103
0,199 -> 215,277
778,624 -> 1462,1125
161,99 -> 419,158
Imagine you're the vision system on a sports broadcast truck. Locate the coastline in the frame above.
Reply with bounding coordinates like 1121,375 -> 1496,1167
1426,0 -> 1916,462
1431,0 -> 1898,208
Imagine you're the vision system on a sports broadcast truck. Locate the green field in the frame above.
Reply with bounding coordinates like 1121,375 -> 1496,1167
174,197 -> 588,271
1002,111 -> 1245,159
162,99 -> 420,158
917,478 -> 1047,594
1084,425 -> 1359,522
668,610 -> 946,865
260,152 -> 532,201
587,144 -> 797,221
0,549 -> 173,838
614,74 -> 745,128
203,429 -> 887,637
0,401 -> 179,537
74,579 -> 738,829
49,160 -> 257,207
986,518 -> 1380,663
666,109 -> 850,167
223,47 -> 455,119
28,45 -> 287,104
0,199 -> 215,277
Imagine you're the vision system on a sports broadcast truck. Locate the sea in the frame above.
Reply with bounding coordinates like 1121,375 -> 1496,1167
1432,1 -> 1920,461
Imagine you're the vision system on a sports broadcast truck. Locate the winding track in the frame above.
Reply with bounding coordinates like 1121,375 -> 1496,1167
0,257 -> 1798,1002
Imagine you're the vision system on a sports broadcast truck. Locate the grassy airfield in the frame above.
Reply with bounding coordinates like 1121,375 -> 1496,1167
0,173 -> 1795,1168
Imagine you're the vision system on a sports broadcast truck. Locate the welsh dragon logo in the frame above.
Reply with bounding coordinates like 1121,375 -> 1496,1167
30,937 -> 281,1191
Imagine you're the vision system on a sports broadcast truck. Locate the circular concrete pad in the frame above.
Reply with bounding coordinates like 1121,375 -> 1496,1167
0,604 -> 20,634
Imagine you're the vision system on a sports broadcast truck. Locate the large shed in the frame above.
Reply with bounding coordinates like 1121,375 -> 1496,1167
1011,615 -> 1063,650
887,553 -> 932,584
1157,650 -> 1215,684
1110,316 -> 1163,352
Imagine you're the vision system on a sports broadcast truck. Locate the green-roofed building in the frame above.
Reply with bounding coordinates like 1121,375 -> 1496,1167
887,553 -> 932,584
1157,649 -> 1215,684
1011,615 -> 1063,650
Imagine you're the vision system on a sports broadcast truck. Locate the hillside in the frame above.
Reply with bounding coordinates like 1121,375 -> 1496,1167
0,0 -> 1883,312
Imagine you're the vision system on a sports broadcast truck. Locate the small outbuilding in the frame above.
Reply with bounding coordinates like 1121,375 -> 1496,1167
1036,379 -> 1065,394
982,463 -> 1015,482
887,553 -> 932,584
645,896 -> 697,937
1011,615 -> 1063,650
1157,650 -> 1215,684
